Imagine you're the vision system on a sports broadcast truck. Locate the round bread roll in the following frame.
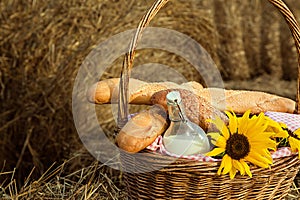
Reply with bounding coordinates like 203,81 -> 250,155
151,89 -> 229,132
116,105 -> 168,153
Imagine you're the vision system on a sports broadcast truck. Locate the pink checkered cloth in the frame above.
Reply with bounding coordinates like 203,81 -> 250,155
146,111 -> 300,161
265,111 -> 300,132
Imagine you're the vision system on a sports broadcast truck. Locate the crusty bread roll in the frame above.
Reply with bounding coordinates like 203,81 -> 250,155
87,78 -> 203,105
195,88 -> 296,114
130,81 -> 206,104
116,105 -> 168,153
150,89 -> 229,132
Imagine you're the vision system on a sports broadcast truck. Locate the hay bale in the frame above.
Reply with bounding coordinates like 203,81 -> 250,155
240,0 -> 263,77
0,0 -> 300,198
280,0 -> 300,80
0,0 -> 140,184
260,0 -> 283,78
214,0 -> 250,80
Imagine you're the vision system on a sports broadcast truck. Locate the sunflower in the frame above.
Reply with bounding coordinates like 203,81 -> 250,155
283,128 -> 300,158
264,116 -> 289,138
206,110 -> 277,179
264,116 -> 289,147
265,117 -> 300,156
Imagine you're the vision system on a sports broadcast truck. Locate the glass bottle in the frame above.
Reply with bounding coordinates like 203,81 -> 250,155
162,91 -> 211,156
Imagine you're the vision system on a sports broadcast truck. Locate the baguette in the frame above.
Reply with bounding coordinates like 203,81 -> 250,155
150,89 -> 229,132
87,78 -> 203,105
116,105 -> 168,153
195,88 -> 296,114
87,78 -> 296,114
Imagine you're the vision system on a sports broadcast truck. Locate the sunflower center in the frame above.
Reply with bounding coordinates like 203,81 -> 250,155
225,133 -> 250,160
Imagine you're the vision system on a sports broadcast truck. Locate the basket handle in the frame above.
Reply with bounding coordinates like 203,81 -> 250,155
117,0 -> 300,129
269,0 -> 300,114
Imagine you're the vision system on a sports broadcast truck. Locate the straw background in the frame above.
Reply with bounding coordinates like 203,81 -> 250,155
1,0 -> 300,198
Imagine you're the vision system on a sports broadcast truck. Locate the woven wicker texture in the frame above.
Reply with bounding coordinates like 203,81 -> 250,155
119,0 -> 300,199
121,150 -> 299,199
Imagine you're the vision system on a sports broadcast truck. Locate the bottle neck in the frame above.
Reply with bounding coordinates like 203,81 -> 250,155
167,101 -> 187,122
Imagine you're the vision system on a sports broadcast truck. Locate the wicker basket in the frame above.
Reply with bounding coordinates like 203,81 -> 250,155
117,0 -> 300,199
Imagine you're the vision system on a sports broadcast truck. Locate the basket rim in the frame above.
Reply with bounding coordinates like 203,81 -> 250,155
121,148 -> 300,175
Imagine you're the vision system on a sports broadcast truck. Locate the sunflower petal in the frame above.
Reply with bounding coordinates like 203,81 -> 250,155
225,111 -> 238,134
249,151 -> 273,165
222,128 -> 230,140
232,160 -> 245,175
265,117 -> 288,138
217,158 -> 226,175
209,117 -> 222,130
245,155 -> 270,168
213,116 -> 230,140
251,146 -> 273,157
206,148 -> 225,157
289,137 -> 300,153
221,155 -> 233,175
229,167 -> 237,179
240,160 -> 252,178
238,110 -> 251,134
207,132 -> 221,140
251,140 -> 277,151
215,136 -> 227,148
207,132 -> 221,145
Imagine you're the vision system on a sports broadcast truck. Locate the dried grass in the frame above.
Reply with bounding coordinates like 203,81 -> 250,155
1,0 -> 300,199
0,152 -> 126,199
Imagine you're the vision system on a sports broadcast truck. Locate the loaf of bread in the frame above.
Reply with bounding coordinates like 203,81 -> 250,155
87,78 -> 203,105
116,105 -> 168,153
150,89 -> 229,132
87,78 -> 296,114
195,88 -> 296,114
